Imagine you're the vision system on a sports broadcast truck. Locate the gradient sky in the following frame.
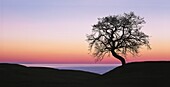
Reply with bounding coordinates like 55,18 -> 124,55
1,0 -> 170,64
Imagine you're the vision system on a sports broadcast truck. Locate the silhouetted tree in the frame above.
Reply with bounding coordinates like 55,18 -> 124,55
86,12 -> 151,65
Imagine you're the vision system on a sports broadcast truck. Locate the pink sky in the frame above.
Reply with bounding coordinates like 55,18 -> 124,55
1,0 -> 170,64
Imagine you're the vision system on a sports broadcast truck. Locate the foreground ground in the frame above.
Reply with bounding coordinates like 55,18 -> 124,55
0,61 -> 170,87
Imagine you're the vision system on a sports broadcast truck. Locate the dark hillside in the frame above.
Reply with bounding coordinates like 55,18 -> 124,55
1,61 -> 170,87
101,61 -> 170,86
0,63 -> 99,87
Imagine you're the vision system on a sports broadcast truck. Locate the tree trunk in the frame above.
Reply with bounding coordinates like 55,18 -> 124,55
111,50 -> 126,66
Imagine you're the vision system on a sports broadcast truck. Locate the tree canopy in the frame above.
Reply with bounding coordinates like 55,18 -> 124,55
86,12 -> 151,65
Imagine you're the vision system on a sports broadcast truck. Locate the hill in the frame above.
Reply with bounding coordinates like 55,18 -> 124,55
100,61 -> 170,87
1,61 -> 170,87
0,63 -> 99,87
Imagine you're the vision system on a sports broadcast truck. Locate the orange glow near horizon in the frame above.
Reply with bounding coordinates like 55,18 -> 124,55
1,38 -> 170,64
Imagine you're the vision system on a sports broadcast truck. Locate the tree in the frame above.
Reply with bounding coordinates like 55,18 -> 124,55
86,12 -> 151,65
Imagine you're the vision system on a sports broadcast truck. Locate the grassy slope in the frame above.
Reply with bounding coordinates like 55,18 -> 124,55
1,61 -> 170,87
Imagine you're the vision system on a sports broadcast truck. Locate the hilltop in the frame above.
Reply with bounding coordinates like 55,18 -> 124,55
1,61 -> 170,87
101,61 -> 170,87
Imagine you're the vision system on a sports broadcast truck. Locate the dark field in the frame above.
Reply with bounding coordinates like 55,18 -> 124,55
1,61 -> 170,87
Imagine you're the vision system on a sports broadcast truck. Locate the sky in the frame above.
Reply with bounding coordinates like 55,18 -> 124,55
0,0 -> 170,64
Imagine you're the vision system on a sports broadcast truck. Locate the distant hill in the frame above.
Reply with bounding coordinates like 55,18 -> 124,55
1,61 -> 170,87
